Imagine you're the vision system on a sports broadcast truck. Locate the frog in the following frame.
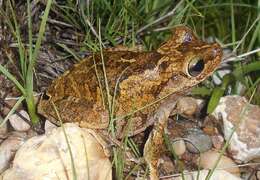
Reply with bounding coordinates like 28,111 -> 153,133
38,25 -> 222,179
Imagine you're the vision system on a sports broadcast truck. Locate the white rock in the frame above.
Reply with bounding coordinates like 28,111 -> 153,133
175,169 -> 241,180
44,119 -> 57,133
0,132 -> 28,173
8,110 -> 31,132
3,123 -> 112,180
212,95 -> 260,162
197,150 -> 240,176
0,122 -> 8,141
172,139 -> 186,156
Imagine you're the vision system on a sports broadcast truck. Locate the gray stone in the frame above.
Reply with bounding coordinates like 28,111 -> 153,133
184,128 -> 212,153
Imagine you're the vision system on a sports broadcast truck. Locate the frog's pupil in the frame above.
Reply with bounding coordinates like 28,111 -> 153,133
188,58 -> 204,77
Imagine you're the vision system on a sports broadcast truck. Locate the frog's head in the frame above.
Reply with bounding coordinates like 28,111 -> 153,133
156,25 -> 222,96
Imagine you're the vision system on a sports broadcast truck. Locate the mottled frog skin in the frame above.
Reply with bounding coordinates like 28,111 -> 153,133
38,26 -> 222,179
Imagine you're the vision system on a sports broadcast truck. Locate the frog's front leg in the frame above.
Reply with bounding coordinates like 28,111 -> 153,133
144,95 -> 182,180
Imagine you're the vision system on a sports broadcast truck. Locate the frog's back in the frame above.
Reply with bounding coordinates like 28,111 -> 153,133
38,50 -> 163,129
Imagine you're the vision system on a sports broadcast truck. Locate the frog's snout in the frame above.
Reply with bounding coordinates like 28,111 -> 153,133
211,43 -> 222,59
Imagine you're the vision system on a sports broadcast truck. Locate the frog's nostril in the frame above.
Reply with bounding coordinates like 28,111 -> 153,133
208,46 -> 220,59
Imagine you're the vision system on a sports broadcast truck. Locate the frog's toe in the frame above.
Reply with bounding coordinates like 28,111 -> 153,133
144,132 -> 163,180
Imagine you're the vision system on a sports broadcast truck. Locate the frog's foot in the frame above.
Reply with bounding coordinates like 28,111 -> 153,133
143,110 -> 172,179
143,96 -> 180,179
106,44 -> 144,52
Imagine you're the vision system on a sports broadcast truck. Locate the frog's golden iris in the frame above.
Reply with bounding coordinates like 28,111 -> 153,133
188,56 -> 205,77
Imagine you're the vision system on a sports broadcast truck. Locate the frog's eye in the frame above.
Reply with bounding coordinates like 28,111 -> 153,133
188,57 -> 204,77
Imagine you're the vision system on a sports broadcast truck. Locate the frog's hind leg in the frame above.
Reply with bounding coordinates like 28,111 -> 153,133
48,97 -> 110,129
143,96 -> 180,180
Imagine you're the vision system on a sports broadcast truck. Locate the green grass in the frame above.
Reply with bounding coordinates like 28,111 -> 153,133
0,0 -> 259,179
0,0 -> 52,125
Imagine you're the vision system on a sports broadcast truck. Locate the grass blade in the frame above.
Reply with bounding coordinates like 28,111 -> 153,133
0,96 -> 25,127
0,64 -> 26,95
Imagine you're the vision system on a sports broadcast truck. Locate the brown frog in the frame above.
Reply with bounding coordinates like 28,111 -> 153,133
38,26 -> 222,179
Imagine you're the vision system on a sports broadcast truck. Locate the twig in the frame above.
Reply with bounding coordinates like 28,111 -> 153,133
223,48 -> 260,63
233,15 -> 260,52
47,18 -> 74,27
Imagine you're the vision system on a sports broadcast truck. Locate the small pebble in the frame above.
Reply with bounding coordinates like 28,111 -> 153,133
8,110 -> 31,132
175,169 -> 241,180
197,150 -> 240,176
211,135 -> 224,150
176,97 -> 204,118
184,128 -> 212,153
172,139 -> 186,156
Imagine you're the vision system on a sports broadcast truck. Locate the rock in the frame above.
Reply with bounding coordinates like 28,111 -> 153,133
0,132 -> 28,174
257,171 -> 260,179
172,139 -> 186,156
8,110 -> 31,132
160,156 -> 176,175
2,99 -> 18,117
3,123 -> 112,180
184,128 -> 212,153
211,135 -> 224,150
198,150 -> 240,176
0,122 -> 8,141
176,97 -> 204,118
44,120 -> 57,133
175,169 -> 241,180
212,95 -> 260,162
